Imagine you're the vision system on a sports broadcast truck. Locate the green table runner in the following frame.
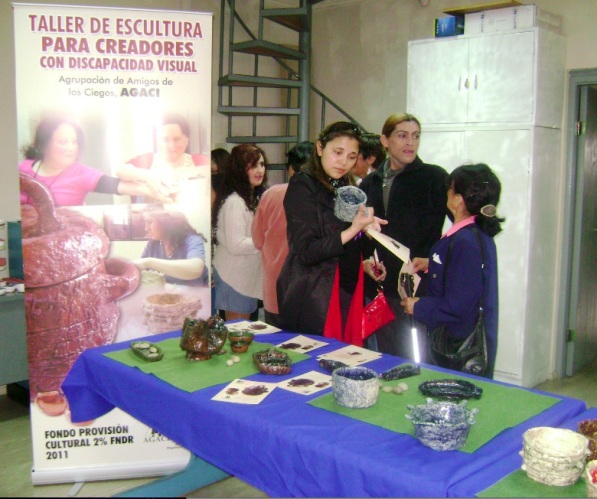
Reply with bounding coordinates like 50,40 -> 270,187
309,365 -> 559,453
477,469 -> 587,497
105,339 -> 309,393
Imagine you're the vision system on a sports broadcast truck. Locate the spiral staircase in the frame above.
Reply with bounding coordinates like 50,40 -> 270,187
217,0 -> 364,170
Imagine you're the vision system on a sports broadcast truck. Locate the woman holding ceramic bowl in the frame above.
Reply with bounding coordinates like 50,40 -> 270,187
277,122 -> 386,346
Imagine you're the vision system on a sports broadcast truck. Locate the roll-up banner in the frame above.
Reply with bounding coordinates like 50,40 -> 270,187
12,3 -> 213,485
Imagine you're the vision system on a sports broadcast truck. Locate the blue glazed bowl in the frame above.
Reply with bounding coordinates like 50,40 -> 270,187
406,398 -> 478,451
332,366 -> 379,409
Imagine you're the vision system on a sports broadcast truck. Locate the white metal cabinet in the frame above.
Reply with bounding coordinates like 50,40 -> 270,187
407,28 -> 564,128
407,27 -> 566,387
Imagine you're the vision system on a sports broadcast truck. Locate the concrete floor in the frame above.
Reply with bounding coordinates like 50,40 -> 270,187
1,356 -> 596,497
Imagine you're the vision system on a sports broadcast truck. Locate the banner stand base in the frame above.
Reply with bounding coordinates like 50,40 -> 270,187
113,455 -> 229,498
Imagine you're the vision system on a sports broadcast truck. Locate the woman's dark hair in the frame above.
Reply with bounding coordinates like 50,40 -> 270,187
22,113 -> 85,160
211,144 -> 268,244
449,163 -> 505,237
144,209 -> 205,249
359,133 -> 386,170
211,148 -> 231,174
286,141 -> 314,174
303,121 -> 362,193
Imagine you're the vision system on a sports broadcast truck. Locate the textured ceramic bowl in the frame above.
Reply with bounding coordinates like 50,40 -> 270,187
332,366 -> 379,409
520,427 -> 590,486
334,186 -> 367,222
253,348 -> 292,375
180,315 -> 228,361
228,330 -> 255,353
406,398 -> 478,451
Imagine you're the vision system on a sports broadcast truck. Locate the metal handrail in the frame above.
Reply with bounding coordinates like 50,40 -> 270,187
219,0 -> 368,146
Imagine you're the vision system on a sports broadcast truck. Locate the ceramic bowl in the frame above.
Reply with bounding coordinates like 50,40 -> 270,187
253,348 -> 292,375
228,330 -> 255,353
520,427 -> 590,486
332,366 -> 379,409
180,315 -> 228,361
334,186 -> 367,222
406,398 -> 478,451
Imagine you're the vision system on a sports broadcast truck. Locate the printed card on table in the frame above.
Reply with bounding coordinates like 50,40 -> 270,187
317,345 -> 382,367
212,379 -> 278,404
275,335 -> 328,353
226,320 -> 282,334
277,371 -> 332,395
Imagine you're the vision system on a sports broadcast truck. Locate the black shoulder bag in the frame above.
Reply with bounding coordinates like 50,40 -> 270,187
427,227 -> 489,377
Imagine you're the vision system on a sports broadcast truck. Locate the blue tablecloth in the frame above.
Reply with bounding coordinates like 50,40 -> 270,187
61,330 -> 587,498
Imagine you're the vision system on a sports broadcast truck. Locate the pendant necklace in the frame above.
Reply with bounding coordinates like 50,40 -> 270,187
25,161 -> 66,204
34,161 -> 69,190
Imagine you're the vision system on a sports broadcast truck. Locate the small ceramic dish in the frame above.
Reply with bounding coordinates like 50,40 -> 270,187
228,330 -> 255,353
418,379 -> 483,401
35,391 -> 68,417
130,341 -> 164,362
406,398 -> 478,451
253,348 -> 292,375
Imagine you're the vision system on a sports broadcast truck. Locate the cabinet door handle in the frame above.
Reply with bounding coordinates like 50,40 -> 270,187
458,76 -> 462,91
474,75 -> 478,90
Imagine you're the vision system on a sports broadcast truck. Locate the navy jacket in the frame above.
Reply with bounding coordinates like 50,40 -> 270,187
414,225 -> 499,377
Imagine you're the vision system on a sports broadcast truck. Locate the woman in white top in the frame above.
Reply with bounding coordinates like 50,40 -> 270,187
212,144 -> 267,321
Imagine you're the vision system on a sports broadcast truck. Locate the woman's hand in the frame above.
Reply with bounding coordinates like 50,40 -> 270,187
412,257 -> 429,273
363,257 -> 386,282
401,297 -> 419,315
351,205 -> 375,232
341,206 -> 387,245
131,257 -> 152,271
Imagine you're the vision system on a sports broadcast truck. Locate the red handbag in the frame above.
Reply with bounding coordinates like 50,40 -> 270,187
362,255 -> 396,339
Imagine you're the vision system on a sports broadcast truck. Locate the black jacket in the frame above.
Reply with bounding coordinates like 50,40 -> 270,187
277,172 -> 362,334
360,156 -> 449,297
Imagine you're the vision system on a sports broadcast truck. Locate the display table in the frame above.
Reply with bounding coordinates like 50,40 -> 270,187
62,329 -> 587,498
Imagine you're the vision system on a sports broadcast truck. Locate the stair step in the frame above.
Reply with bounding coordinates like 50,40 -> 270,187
218,106 -> 301,117
231,40 -> 306,60
262,7 -> 309,32
267,163 -> 288,171
226,136 -> 299,144
218,74 -> 302,89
